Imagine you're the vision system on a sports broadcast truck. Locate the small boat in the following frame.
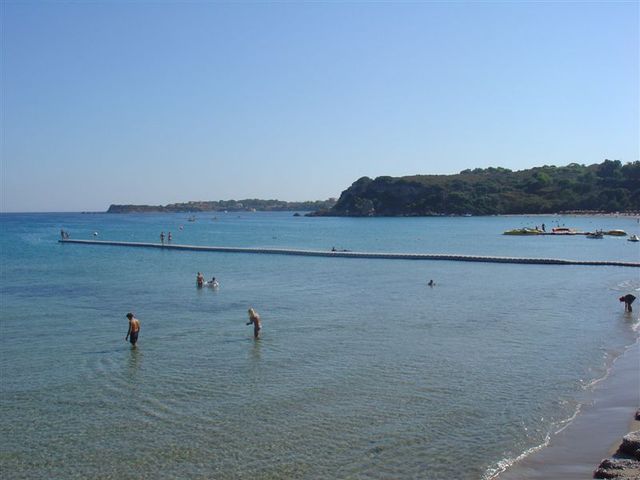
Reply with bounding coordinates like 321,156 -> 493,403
187,215 -> 196,222
586,231 -> 604,239
605,229 -> 627,236
627,234 -> 640,242
503,228 -> 541,235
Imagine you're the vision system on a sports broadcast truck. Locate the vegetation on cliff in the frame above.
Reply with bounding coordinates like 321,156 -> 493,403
310,160 -> 640,216
107,198 -> 336,213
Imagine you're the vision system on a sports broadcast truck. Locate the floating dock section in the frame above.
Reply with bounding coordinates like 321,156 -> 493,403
59,239 -> 640,268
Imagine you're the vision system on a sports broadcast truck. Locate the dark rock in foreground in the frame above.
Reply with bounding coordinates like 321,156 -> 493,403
620,431 -> 640,459
594,430 -> 640,479
594,458 -> 640,479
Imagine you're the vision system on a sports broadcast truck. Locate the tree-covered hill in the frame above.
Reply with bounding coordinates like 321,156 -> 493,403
107,198 -> 336,213
310,160 -> 640,216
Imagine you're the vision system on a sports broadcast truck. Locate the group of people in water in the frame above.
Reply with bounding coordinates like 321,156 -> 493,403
124,265 -> 263,349
196,272 -> 218,288
124,288 -> 634,349
124,306 -> 261,347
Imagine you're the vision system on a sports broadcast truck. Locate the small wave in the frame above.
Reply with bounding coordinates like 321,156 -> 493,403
483,401 -> 582,479
614,280 -> 640,292
583,336 -> 640,390
482,432 -> 551,480
582,362 -> 613,390
553,403 -> 582,435
488,337 -> 640,479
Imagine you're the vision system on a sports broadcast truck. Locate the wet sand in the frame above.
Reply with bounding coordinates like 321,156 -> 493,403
499,340 -> 639,479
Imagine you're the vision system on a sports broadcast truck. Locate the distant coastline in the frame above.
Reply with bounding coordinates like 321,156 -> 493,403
106,160 -> 640,217
106,198 -> 336,214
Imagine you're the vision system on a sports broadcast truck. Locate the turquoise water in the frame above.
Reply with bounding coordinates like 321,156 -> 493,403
1,212 -> 638,479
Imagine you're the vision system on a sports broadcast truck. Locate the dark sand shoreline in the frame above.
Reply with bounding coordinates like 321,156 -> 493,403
498,339 -> 639,479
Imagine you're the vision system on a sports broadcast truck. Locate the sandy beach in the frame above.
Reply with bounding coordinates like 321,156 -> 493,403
499,339 -> 639,479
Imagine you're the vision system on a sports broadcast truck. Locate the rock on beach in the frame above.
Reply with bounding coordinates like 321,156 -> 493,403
594,429 -> 640,479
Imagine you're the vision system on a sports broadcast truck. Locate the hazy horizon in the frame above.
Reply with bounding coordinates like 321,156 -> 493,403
2,1 -> 638,212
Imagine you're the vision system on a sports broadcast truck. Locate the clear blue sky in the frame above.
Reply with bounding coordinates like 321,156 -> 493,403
1,1 -> 638,212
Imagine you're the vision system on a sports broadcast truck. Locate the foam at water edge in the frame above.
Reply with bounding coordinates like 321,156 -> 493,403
485,336 -> 640,479
482,432 -> 551,480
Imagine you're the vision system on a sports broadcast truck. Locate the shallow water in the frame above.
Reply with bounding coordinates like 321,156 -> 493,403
1,212 -> 638,479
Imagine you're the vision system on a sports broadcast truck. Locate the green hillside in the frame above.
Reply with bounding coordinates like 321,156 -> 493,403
311,160 -> 640,216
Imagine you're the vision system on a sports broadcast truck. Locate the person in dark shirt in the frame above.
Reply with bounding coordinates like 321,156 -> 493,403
619,294 -> 636,312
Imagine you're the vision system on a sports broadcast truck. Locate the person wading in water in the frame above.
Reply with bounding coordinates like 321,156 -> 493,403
246,308 -> 261,339
125,313 -> 141,347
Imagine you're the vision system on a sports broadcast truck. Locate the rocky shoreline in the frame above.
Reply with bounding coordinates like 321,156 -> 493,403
593,411 -> 640,479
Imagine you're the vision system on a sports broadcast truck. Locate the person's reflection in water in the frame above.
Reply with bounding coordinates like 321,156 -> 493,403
250,337 -> 262,362
247,339 -> 262,398
126,346 -> 143,384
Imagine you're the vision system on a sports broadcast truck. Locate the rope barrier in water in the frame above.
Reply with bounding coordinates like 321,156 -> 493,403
58,239 -> 640,267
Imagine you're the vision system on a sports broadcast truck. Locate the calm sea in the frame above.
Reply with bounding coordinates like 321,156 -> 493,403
1,212 -> 638,479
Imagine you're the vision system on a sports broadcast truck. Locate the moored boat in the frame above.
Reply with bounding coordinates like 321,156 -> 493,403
586,231 -> 604,239
503,228 -> 542,235
627,234 -> 639,242
605,229 -> 627,236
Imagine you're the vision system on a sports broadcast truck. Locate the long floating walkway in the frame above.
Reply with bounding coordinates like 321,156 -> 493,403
59,239 -> 640,267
